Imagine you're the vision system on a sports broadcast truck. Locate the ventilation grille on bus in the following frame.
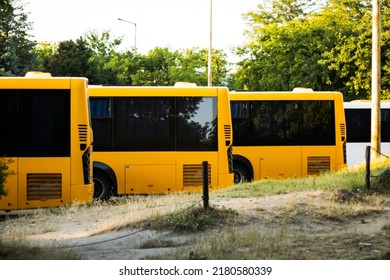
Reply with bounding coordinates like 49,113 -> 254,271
78,124 -> 88,150
340,123 -> 346,142
307,157 -> 330,175
27,173 -> 62,201
183,164 -> 211,187
224,125 -> 232,146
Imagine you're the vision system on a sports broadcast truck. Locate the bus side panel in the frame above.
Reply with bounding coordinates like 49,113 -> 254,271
93,152 -> 177,195
70,79 -> 94,202
233,146 -> 302,180
176,152 -> 219,192
216,88 -> 234,187
125,152 -> 176,194
17,158 -> 71,209
260,147 -> 302,179
0,158 -> 18,211
334,94 -> 347,169
301,146 -> 336,176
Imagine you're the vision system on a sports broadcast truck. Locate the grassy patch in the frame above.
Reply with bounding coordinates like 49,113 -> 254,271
213,156 -> 390,198
0,240 -> 79,260
1,156 -> 389,260
147,206 -> 239,232
157,226 -> 390,260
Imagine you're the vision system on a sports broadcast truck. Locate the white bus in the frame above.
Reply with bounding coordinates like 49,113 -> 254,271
344,100 -> 390,166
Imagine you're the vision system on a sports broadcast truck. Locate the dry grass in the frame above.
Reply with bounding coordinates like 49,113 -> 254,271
1,156 -> 390,260
160,225 -> 390,260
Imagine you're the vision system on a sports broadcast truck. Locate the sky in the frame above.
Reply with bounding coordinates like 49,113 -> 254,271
22,0 -> 261,61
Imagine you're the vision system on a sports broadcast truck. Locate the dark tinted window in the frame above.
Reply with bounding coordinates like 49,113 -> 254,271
0,89 -> 70,157
251,101 -> 300,145
345,108 -> 370,142
90,97 -> 111,118
90,98 -> 113,151
231,100 -> 336,146
91,96 -> 218,152
114,97 -> 175,151
301,101 -> 335,145
176,97 -> 218,151
231,101 -> 250,146
382,109 -> 390,142
0,91 -> 17,156
345,108 -> 390,142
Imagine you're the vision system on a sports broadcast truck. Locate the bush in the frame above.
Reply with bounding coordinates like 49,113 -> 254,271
0,157 -> 12,197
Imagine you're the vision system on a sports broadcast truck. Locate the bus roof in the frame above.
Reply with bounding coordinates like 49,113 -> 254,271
344,100 -> 390,109
229,90 -> 343,101
88,85 -> 229,97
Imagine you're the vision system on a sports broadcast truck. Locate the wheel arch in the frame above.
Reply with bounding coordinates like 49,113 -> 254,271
93,161 -> 118,195
233,154 -> 254,181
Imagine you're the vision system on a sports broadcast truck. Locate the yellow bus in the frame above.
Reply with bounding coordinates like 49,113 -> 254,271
89,85 -> 233,199
230,88 -> 347,183
0,73 -> 94,211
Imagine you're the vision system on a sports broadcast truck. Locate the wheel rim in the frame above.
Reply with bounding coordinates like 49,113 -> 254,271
233,170 -> 244,184
93,178 -> 104,199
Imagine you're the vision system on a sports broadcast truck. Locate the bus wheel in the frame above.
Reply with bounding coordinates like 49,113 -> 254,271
93,171 -> 112,200
233,163 -> 250,184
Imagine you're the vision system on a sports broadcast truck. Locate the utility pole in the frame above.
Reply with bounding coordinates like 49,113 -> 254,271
208,0 -> 213,87
371,0 -> 381,159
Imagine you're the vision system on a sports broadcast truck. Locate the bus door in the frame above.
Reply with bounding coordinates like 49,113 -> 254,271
258,146 -> 302,179
124,152 -> 176,194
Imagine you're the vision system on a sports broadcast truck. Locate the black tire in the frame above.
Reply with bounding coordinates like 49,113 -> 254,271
93,171 -> 113,200
233,162 -> 250,184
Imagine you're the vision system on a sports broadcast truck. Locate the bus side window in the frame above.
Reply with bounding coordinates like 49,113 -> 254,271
382,109 -> 390,142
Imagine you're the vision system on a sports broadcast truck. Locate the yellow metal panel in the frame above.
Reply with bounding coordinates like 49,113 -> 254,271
230,91 -> 340,101
234,146 -> 302,179
17,158 -> 70,209
89,85 -> 221,97
176,152 -> 219,191
301,146 -> 336,176
125,164 -> 176,194
0,77 -> 73,89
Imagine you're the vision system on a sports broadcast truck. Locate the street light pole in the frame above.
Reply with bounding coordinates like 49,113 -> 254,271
118,18 -> 137,51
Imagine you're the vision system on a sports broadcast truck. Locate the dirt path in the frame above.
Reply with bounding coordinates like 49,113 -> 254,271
2,190 -> 387,259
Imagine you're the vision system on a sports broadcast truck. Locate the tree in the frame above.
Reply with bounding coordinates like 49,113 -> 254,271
232,0 -> 334,91
130,47 -> 229,86
40,38 -> 94,78
84,30 -> 125,84
233,0 -> 390,100
0,0 -> 36,76
131,47 -> 178,86
320,0 -> 390,100
0,0 -> 13,17
170,48 -> 228,86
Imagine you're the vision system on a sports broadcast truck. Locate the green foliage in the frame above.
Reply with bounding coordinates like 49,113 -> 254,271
0,157 -> 13,197
215,156 -> 390,199
131,47 -> 228,86
232,0 -> 390,100
0,0 -> 13,19
35,30 -> 229,86
151,206 -> 238,232
0,0 -> 36,76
